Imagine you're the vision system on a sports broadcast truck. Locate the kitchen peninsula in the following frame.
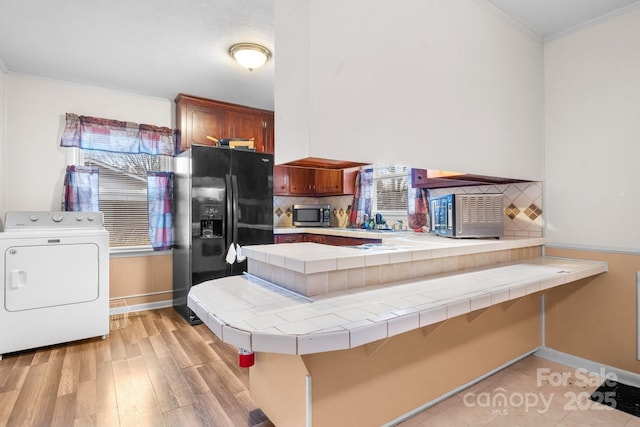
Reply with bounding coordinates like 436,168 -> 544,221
188,234 -> 606,426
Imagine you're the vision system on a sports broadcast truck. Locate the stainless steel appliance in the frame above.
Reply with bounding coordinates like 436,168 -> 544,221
173,145 -> 274,324
0,211 -> 109,359
430,193 -> 504,238
292,204 -> 331,227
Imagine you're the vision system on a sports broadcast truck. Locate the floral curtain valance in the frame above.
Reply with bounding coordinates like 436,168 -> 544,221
60,113 -> 176,156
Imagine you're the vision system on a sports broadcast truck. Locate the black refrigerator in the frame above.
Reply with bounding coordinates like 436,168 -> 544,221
173,145 -> 274,324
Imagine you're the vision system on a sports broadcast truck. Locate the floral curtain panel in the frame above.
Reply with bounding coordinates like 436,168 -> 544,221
63,165 -> 99,212
407,172 -> 430,231
348,167 -> 374,228
60,113 -> 176,156
147,172 -> 174,251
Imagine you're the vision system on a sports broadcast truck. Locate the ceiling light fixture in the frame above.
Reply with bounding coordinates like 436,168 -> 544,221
229,43 -> 271,71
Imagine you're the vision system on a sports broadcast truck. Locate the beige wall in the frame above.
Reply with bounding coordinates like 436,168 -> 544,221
275,0 -> 544,181
110,254 -> 173,308
545,247 -> 640,374
252,294 -> 543,426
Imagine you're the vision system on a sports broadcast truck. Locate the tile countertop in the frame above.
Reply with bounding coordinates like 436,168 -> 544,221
275,226 -> 534,243
247,232 -> 547,275
275,226 -> 445,240
187,257 -> 607,355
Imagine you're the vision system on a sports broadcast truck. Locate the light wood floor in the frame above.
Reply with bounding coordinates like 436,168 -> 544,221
0,308 -> 274,427
6,307 -> 640,427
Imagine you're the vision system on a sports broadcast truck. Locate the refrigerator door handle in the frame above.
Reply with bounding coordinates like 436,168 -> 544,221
231,174 -> 239,244
225,174 -> 233,250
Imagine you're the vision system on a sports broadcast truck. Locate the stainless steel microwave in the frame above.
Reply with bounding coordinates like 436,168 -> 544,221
430,194 -> 503,238
292,204 -> 331,227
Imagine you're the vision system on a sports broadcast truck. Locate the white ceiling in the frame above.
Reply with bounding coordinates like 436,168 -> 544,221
0,0 -> 275,110
486,0 -> 640,40
1,0 -> 639,112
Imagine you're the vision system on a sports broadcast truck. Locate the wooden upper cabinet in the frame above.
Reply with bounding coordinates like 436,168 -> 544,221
273,165 -> 290,195
175,94 -> 274,154
275,166 -> 355,196
342,167 -> 359,195
228,110 -> 270,154
314,169 -> 342,195
264,114 -> 274,155
176,96 -> 226,149
288,167 -> 314,194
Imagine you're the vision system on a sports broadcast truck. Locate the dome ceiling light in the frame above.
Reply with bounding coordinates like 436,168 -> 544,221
229,43 -> 271,71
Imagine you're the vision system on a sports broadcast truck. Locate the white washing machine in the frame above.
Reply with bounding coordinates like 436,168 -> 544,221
0,211 -> 109,359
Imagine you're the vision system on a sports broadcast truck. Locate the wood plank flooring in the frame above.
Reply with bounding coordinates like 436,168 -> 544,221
0,308 -> 274,427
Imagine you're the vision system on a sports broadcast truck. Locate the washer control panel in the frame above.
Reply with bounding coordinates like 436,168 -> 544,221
4,211 -> 105,230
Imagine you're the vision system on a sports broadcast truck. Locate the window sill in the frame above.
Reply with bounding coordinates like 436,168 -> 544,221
109,246 -> 172,258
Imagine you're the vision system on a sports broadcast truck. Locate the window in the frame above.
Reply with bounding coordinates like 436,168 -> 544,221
372,165 -> 409,219
77,149 -> 172,249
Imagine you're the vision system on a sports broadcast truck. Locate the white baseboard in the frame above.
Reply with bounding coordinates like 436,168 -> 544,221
534,347 -> 640,388
109,299 -> 173,315
383,347 -> 540,426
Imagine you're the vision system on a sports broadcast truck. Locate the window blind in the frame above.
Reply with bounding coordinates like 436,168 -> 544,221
372,165 -> 409,214
77,150 -> 172,248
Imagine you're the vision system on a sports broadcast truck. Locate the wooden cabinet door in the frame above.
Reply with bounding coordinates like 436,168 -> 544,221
275,233 -> 383,246
289,168 -> 313,194
274,233 -> 306,244
342,167 -> 359,195
177,97 -> 227,152
273,166 -> 290,195
228,110 -> 269,154
175,94 -> 275,154
304,234 -> 326,244
314,169 -> 343,195
275,168 -> 350,195
263,113 -> 274,154
324,236 -> 382,246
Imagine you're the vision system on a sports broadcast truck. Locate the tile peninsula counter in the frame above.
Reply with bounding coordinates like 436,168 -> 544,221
187,235 -> 606,426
